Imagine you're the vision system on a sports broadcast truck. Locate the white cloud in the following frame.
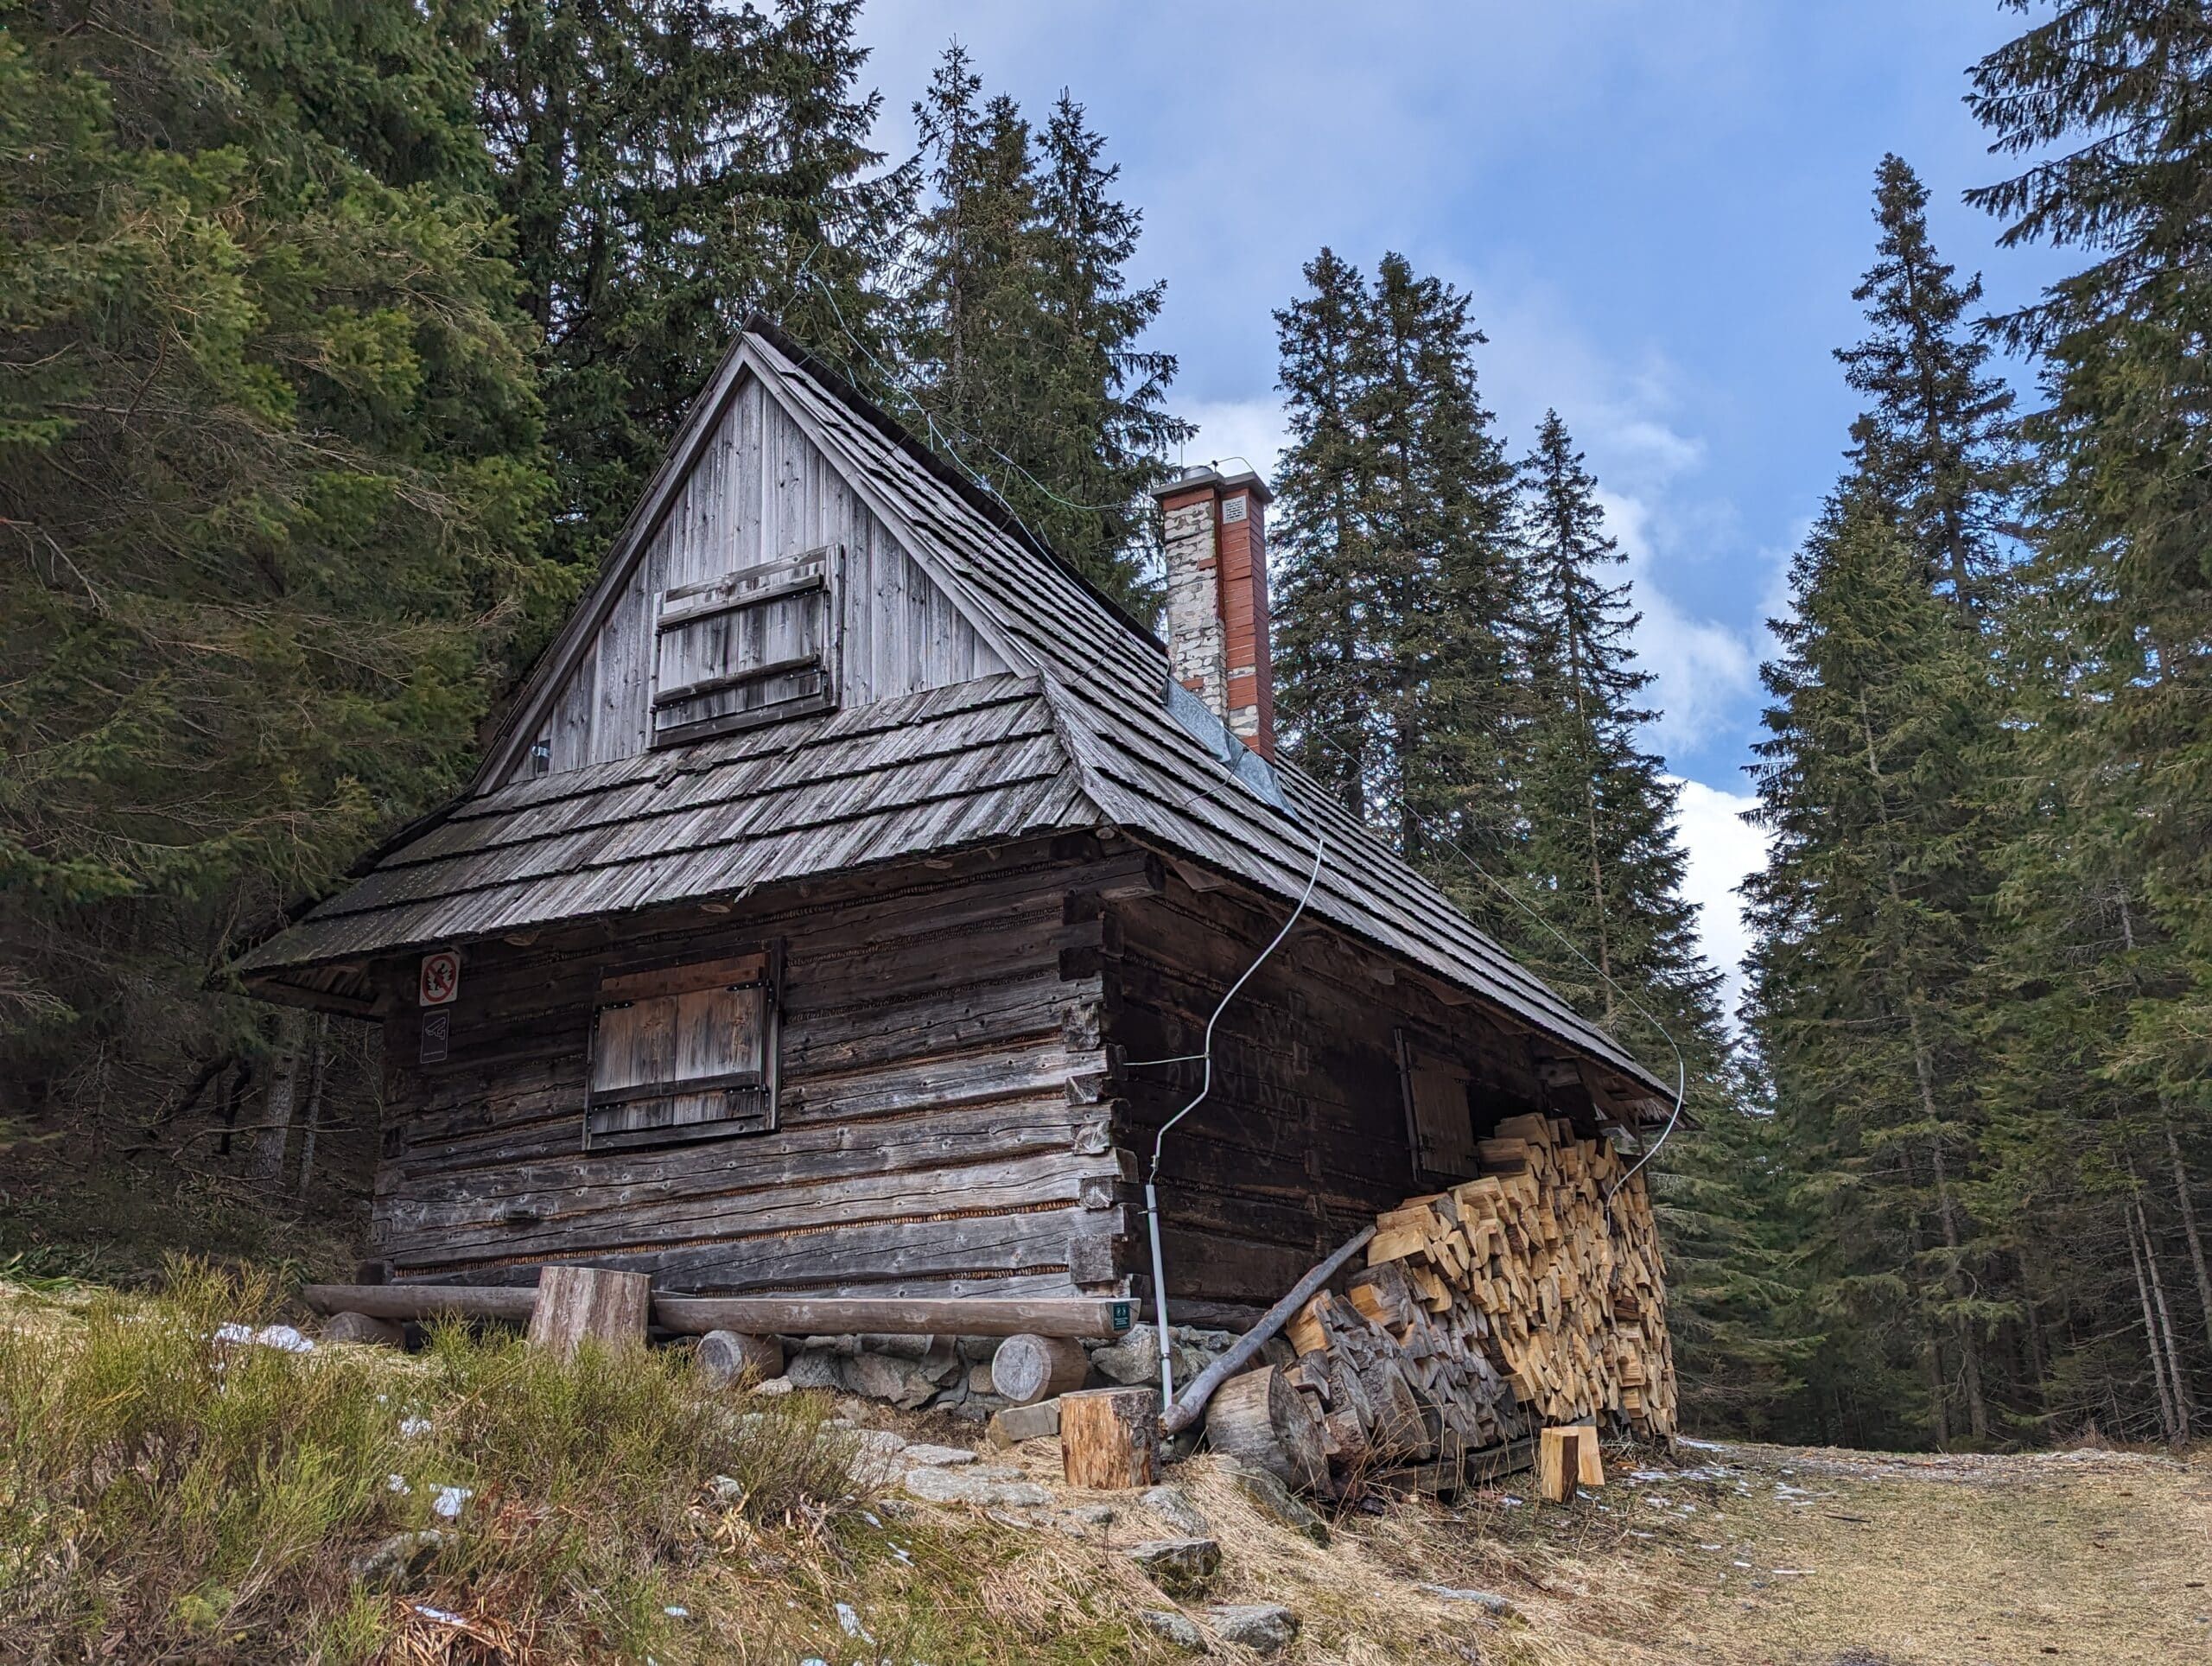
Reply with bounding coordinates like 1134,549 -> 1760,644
1179,397 -> 1294,483
1668,776 -> 1770,1022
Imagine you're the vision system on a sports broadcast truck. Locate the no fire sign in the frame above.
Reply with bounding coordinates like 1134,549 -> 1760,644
419,950 -> 461,1008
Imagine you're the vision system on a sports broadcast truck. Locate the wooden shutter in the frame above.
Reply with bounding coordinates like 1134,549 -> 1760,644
1397,1030 -> 1479,1180
587,952 -> 778,1149
651,545 -> 838,745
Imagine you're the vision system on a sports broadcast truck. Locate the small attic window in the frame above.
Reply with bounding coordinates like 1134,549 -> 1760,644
586,951 -> 780,1150
651,544 -> 840,746
528,737 -> 551,777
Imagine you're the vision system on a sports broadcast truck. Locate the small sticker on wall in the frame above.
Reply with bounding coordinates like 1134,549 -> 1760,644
419,950 -> 461,1008
419,1008 -> 450,1065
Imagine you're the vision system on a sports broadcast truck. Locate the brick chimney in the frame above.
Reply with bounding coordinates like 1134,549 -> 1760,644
1151,465 -> 1275,758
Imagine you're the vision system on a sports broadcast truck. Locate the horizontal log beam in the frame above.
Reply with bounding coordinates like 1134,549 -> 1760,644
301,1282 -> 1139,1339
653,1294 -> 1137,1339
302,1284 -> 535,1323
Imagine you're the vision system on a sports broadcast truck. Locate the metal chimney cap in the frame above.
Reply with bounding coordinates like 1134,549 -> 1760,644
1148,465 -> 1273,506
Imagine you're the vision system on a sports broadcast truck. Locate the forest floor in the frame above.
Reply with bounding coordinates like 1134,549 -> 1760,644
2,1271 -> 2204,1664
1470,1437 -> 2212,1664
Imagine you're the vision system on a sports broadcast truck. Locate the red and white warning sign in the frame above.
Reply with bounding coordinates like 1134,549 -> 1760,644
418,950 -> 461,1008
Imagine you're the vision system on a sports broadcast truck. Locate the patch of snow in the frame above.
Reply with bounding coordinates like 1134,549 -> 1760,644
412,1605 -> 467,1625
430,1485 -> 473,1520
386,1474 -> 411,1494
398,1415 -> 433,1439
835,1602 -> 870,1640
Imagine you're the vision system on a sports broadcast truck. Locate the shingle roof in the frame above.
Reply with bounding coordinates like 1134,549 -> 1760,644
237,322 -> 1670,1102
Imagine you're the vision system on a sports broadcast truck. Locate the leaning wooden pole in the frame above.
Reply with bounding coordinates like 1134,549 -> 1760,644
1160,1225 -> 1375,1436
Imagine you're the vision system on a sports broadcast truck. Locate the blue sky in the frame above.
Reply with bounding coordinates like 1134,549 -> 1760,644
853,2 -> 2073,1002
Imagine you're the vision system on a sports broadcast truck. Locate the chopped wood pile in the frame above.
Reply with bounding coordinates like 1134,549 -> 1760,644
1208,1113 -> 1677,1497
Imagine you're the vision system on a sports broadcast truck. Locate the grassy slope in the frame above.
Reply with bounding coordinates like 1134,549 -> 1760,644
3,1275 -> 2206,1664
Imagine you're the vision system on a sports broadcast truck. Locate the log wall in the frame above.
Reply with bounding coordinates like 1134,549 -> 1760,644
370,840 -> 1139,1298
1103,867 -> 1564,1306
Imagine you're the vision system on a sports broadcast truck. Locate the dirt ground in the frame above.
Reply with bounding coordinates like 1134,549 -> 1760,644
1461,1437 -> 2212,1665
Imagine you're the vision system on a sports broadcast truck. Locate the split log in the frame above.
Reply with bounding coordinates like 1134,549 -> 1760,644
1059,1386 -> 1160,1490
696,1330 -> 785,1389
991,1333 -> 1089,1406
1537,1426 -> 1596,1503
320,1310 -> 404,1347
526,1265 -> 650,1360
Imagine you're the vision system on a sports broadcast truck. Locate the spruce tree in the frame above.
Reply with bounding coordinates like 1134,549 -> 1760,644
1963,0 -> 2212,1433
1745,484 -> 1999,1447
1362,255 -> 1524,887
899,50 -> 1188,613
1836,156 -> 2015,618
1515,412 -> 1713,1037
473,0 -> 907,568
1271,248 -> 1382,821
1269,251 -> 1522,921
0,2 -> 556,1135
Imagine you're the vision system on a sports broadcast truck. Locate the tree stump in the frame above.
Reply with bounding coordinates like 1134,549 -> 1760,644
991,1332 -> 1089,1406
525,1265 -> 650,1361
1203,1366 -> 1330,1495
1060,1386 -> 1160,1489
321,1310 -> 405,1347
696,1329 -> 784,1389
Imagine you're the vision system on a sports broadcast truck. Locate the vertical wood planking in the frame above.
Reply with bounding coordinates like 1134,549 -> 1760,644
532,369 -> 1012,779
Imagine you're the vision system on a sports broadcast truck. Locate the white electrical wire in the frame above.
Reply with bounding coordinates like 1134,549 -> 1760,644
1136,830 -> 1327,1406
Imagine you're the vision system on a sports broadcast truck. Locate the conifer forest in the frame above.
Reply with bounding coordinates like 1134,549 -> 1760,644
5,0 -> 2212,1459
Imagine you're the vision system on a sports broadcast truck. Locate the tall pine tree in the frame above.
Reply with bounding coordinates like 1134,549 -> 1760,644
1270,251 -> 1523,920
0,1 -> 556,1141
899,48 -> 1188,612
1962,0 -> 2212,1436
472,0 -> 907,568
1742,156 -> 2023,1447
1515,412 -> 1712,1036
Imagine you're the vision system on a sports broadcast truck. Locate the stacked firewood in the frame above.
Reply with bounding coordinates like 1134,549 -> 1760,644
1357,1114 -> 1678,1438
1205,1113 -> 1677,1497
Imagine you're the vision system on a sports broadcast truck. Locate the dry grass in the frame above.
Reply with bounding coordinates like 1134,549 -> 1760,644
5,1273 -> 2206,1664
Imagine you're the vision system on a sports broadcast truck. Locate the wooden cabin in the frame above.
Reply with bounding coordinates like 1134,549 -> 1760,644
236,320 -> 1675,1319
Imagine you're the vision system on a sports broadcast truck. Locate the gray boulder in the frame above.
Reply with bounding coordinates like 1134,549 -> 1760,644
1418,1584 -> 1520,1619
1205,1604 -> 1299,1655
899,1443 -> 978,1468
1126,1536 -> 1221,1597
902,1464 -> 1052,1508
785,1347 -> 842,1390
1137,1608 -> 1206,1650
1141,1484 -> 1211,1538
1089,1325 -> 1235,1389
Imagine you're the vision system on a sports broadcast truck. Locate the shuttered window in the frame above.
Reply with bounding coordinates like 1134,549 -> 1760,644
586,952 -> 779,1149
651,544 -> 839,746
1397,1031 -> 1479,1180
